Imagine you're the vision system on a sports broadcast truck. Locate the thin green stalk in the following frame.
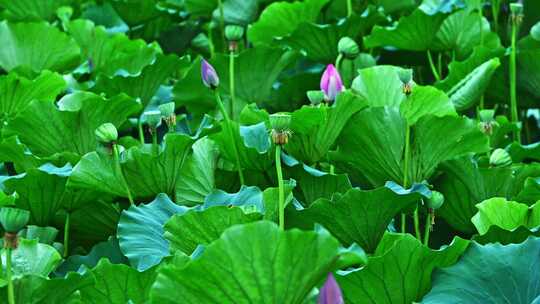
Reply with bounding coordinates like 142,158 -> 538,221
479,95 -> 485,110
491,0 -> 500,33
413,208 -> 421,240
510,21 -> 520,143
229,50 -> 236,120
423,212 -> 432,246
217,0 -> 225,48
113,144 -> 135,205
208,26 -> 215,58
214,91 -> 245,185
138,119 -> 144,144
437,52 -> 443,79
63,212 -> 70,257
6,247 -> 14,304
276,145 -> 285,230
427,50 -> 440,81
401,125 -> 412,234
151,127 -> 159,155
346,0 -> 353,17
335,53 -> 343,70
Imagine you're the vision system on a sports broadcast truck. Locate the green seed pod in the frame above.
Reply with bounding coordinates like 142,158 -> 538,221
158,102 -> 176,117
269,113 -> 291,132
225,25 -> 244,41
0,208 -> 30,233
95,123 -> 118,143
426,191 -> 445,210
510,3 -> 523,15
307,90 -> 325,105
398,69 -> 413,84
338,37 -> 360,59
490,148 -> 512,167
478,109 -> 496,123
144,110 -> 162,128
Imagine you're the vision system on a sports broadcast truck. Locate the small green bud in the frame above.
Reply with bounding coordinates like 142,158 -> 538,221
0,207 -> 30,233
398,69 -> 413,84
95,123 -> 118,143
478,109 -> 496,123
490,148 -> 512,167
225,25 -> 244,41
338,37 -> 360,59
426,191 -> 444,210
510,2 -> 523,15
158,102 -> 176,117
144,110 -> 162,128
269,113 -> 291,132
307,90 -> 325,105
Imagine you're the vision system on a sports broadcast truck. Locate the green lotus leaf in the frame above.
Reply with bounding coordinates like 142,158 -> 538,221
66,200 -> 120,248
0,271 -> 94,304
150,221 -> 341,304
0,137 -> 40,172
0,71 -> 66,123
285,91 -> 368,164
247,0 -> 329,46
68,134 -> 194,200
184,0 -> 217,17
434,157 -> 540,233
165,206 -> 261,254
3,92 -> 140,160
262,180 -> 296,222
331,107 -> 488,187
212,0 -> 259,26
93,54 -> 188,107
81,2 -> 128,33
0,238 -> 62,286
288,187 -> 420,252
175,138 -> 218,206
0,21 -> 81,76
351,65 -> 407,107
67,19 -> 158,77
110,0 -> 162,27
79,259 -> 157,303
338,233 -> 469,304
0,0 -> 74,21
471,198 -> 540,244
399,85 -> 456,125
517,36 -> 540,100
422,237 -> 540,303
364,8 -> 447,51
22,226 -> 58,245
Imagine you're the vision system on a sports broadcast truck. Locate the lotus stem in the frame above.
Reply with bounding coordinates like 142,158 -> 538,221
401,125 -> 412,234
510,20 -> 520,143
424,212 -> 432,246
491,0 -> 500,33
217,0 -> 226,48
138,119 -> 145,144
229,50 -> 236,120
437,52 -> 443,78
335,53 -> 343,71
427,50 -> 440,81
208,25 -> 215,58
214,90 -> 245,185
6,247 -> 14,304
276,145 -> 285,230
346,0 -> 352,17
151,127 -> 159,155
63,212 -> 70,257
414,208 -> 421,240
113,143 -> 135,205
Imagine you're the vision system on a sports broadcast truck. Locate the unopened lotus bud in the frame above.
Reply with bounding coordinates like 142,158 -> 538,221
338,37 -> 359,59
307,90 -> 325,105
201,59 -> 219,89
490,148 -> 512,167
318,273 -> 344,304
225,25 -> 244,42
320,64 -> 344,103
95,123 -> 118,144
0,208 -> 29,234
144,110 -> 162,129
270,113 -> 292,145
426,191 -> 444,210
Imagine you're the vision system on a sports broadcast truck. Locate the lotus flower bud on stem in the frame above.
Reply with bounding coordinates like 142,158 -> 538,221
318,273 -> 344,304
398,69 -> 414,96
490,148 -> 512,167
320,64 -> 344,103
307,90 -> 325,106
270,113 -> 292,146
201,59 -> 220,89
95,123 -> 118,144
159,102 -> 177,132
338,37 -> 359,59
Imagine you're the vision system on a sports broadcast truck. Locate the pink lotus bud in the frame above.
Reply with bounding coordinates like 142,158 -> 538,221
201,59 -> 219,89
320,64 -> 344,102
318,273 -> 344,304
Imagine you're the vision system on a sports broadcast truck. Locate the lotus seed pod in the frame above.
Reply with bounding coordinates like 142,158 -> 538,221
269,113 -> 291,132
490,148 -> 512,167
398,69 -> 413,84
158,102 -> 176,117
478,109 -> 496,123
510,2 -> 523,15
225,25 -> 244,41
144,110 -> 162,128
95,123 -> 118,143
338,37 -> 359,59
426,191 -> 445,210
307,90 -> 325,105
0,208 -> 30,233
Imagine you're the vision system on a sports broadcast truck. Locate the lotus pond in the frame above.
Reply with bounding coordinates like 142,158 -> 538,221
0,0 -> 539,303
